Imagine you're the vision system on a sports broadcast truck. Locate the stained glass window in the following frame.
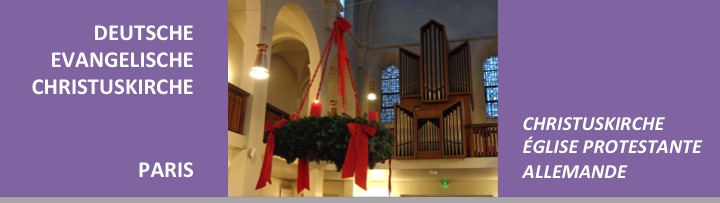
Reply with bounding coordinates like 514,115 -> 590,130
483,56 -> 498,118
339,0 -> 345,17
381,65 -> 400,123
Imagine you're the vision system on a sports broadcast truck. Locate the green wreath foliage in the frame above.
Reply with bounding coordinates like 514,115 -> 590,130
264,114 -> 394,171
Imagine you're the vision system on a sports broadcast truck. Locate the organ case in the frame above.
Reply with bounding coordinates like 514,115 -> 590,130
394,20 -> 473,159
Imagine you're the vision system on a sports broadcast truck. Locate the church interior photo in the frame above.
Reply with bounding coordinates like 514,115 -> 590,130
228,0 -> 498,197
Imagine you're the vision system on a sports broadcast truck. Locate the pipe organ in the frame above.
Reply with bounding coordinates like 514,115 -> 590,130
394,20 -> 473,159
394,107 -> 414,158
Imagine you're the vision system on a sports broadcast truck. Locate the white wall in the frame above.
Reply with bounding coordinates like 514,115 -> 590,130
228,22 -> 244,85
267,54 -> 301,113
257,177 -> 299,197
227,148 -> 246,196
322,180 -> 345,197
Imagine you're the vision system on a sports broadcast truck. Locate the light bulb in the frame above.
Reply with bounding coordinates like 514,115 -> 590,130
367,81 -> 377,101
367,92 -> 377,100
250,66 -> 269,79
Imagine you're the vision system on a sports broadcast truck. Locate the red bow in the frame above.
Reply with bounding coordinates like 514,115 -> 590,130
255,119 -> 288,190
342,123 -> 377,190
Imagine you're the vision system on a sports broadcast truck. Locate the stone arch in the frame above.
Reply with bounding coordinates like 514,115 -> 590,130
271,3 -> 320,78
268,2 -> 321,116
267,39 -> 310,114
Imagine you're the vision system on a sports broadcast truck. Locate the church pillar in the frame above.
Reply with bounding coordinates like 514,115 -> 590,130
239,78 -> 270,196
227,0 -> 264,196
236,0 -> 273,195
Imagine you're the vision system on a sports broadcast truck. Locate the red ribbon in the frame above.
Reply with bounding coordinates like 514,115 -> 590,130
333,17 -> 352,113
286,114 -> 311,194
297,158 -> 310,193
255,118 -> 289,190
342,123 -> 377,190
388,158 -> 392,196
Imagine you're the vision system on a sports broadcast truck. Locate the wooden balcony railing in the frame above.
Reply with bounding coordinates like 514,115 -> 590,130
467,123 -> 498,157
228,83 -> 250,134
390,123 -> 498,159
265,104 -> 289,124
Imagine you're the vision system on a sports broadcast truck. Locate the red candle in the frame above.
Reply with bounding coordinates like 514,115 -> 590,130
368,111 -> 379,122
290,114 -> 300,120
310,100 -> 322,117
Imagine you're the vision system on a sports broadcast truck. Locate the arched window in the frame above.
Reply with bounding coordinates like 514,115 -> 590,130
381,65 -> 400,123
483,56 -> 498,118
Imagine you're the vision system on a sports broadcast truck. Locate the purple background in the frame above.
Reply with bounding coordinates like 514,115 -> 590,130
0,0 -> 227,196
500,0 -> 720,196
3,0 -> 720,197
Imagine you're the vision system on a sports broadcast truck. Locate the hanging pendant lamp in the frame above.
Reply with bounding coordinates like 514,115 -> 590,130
249,43 -> 269,79
367,82 -> 377,100
250,0 -> 270,79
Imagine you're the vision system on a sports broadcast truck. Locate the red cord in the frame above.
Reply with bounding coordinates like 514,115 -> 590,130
296,18 -> 363,117
296,32 -> 335,116
388,158 -> 392,196
314,28 -> 338,101
340,58 -> 348,113
346,59 -> 362,115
